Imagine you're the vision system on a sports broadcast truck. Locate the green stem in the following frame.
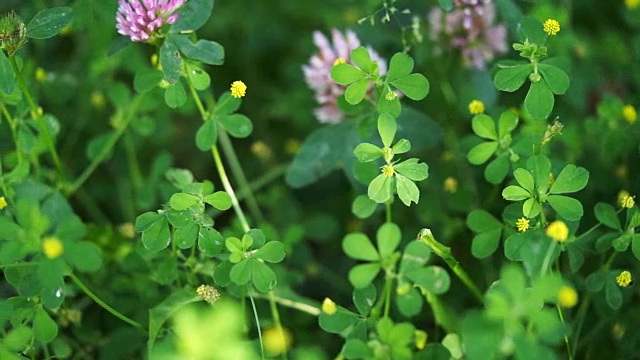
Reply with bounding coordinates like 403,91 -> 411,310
249,293 -> 266,360
212,146 -> 251,233
66,95 -> 145,196
385,200 -> 392,223
556,304 -> 573,360
69,273 -> 145,331
539,240 -> 557,278
418,229 -> 483,303
9,56 -> 64,180
218,128 -> 265,224
383,275 -> 392,317
250,292 -> 320,316
0,99 -> 22,162
268,291 -> 289,360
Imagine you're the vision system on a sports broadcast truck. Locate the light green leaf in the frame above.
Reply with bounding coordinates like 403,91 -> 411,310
394,159 -> 429,181
494,64 -> 533,92
345,78 -> 370,105
174,224 -> 198,249
169,192 -> 200,211
396,174 -> 420,206
513,168 -> 535,193
484,153 -> 510,184
498,110 -> 518,138
141,218 -> 171,252
392,139 -> 411,154
203,191 -> 232,211
502,185 -> 531,201
148,287 -> 200,353
350,46 -> 375,74
471,114 -> 498,140
343,233 -> 379,262
225,237 -> 243,254
523,198 -> 541,218
187,64 -> 211,90
0,51 -> 15,94
253,241 -> 286,263
386,52 -> 413,81
368,174 -> 393,204
377,222 -> 402,258
133,69 -> 162,93
173,35 -> 224,65
547,195 -> 584,221
33,309 -> 58,343
467,141 -> 498,165
349,263 -> 382,289
378,113 -> 397,148
525,80 -> 554,120
527,154 -> 552,192
353,284 -> 377,316
549,164 -> 589,194
390,73 -> 430,101
354,143 -> 383,162
331,63 -> 366,85
406,266 -> 451,294
135,212 -> 164,232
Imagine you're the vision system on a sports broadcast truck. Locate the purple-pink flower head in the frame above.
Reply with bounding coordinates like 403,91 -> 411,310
303,29 -> 387,124
429,1 -> 506,70
116,0 -> 186,42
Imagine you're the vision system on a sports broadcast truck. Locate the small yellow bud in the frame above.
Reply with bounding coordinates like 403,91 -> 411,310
468,100 -> 485,115
322,298 -> 337,315
35,67 -> 47,82
396,283 -> 411,295
443,177 -> 458,193
621,194 -> 635,209
230,80 -> 247,98
42,237 -> 64,259
90,91 -> 106,109
251,141 -> 272,161
263,327 -> 293,356
616,271 -> 633,287
284,138 -> 301,155
333,57 -> 346,66
546,220 -> 569,243
414,330 -> 428,350
623,104 -> 637,124
557,286 -> 578,308
0,196 -> 7,210
118,223 -> 136,239
385,91 -> 398,101
381,164 -> 395,177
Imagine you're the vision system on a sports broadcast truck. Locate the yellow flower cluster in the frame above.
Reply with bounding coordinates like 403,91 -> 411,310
333,57 -> 346,66
468,100 -> 485,115
543,19 -> 561,36
546,220 -> 569,243
516,218 -> 530,232
382,164 -> 395,177
620,193 -> 635,209
196,284 -> 221,304
230,80 -> 247,98
616,271 -> 633,287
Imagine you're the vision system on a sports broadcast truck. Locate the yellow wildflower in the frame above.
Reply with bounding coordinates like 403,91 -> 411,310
42,237 -> 64,259
333,57 -> 346,66
263,327 -> 293,356
623,104 -> 637,124
322,298 -> 337,315
230,81 -> 247,98
90,91 -> 106,109
621,193 -> 635,209
612,323 -> 626,340
516,218 -> 530,232
626,0 -> 640,9
0,196 -> 7,210
543,19 -> 560,36
385,91 -> 398,100
616,271 -> 633,287
546,220 -> 569,243
468,100 -> 485,115
118,223 -> 136,239
251,141 -> 272,161
381,164 -> 395,177
443,177 -> 458,193
557,286 -> 578,308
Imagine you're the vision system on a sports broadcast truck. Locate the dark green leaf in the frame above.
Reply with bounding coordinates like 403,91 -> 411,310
230,258 -> 252,285
174,223 -> 198,249
134,69 -> 162,93
494,64 -> 532,92
549,164 -> 589,194
254,241 -> 286,263
215,92 -> 241,115
406,266 -> 450,294
527,154 -> 552,192
141,218 -> 171,252
318,308 -> 360,334
251,260 -> 277,293
467,210 -> 502,233
352,195 -> 378,219
344,339 -> 374,359
187,64 -> 211,90
135,212 -> 164,232
538,63 -> 570,95
27,7 -> 73,39
484,152 -> 510,184
172,35 -> 224,65
170,0 -> 213,33
349,263 -> 381,289
203,191 -> 231,211
66,241 -> 102,272
164,81 -> 187,108
471,114 -> 497,140
396,286 -> 423,317
159,40 -> 181,84
197,227 -> 224,257
471,229 -> 502,258
399,241 -> 431,273
595,203 -> 621,230
353,284 -> 377,316
0,51 -> 15,94
467,141 -> 498,165
33,309 -> 58,343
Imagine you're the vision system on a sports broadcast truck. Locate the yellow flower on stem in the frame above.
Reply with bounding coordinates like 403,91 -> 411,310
623,104 -> 637,124
546,220 -> 569,243
263,327 -> 293,356
620,193 -> 635,209
557,286 -> 578,308
543,19 -> 560,36
468,100 -> 485,115
230,80 -> 247,98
